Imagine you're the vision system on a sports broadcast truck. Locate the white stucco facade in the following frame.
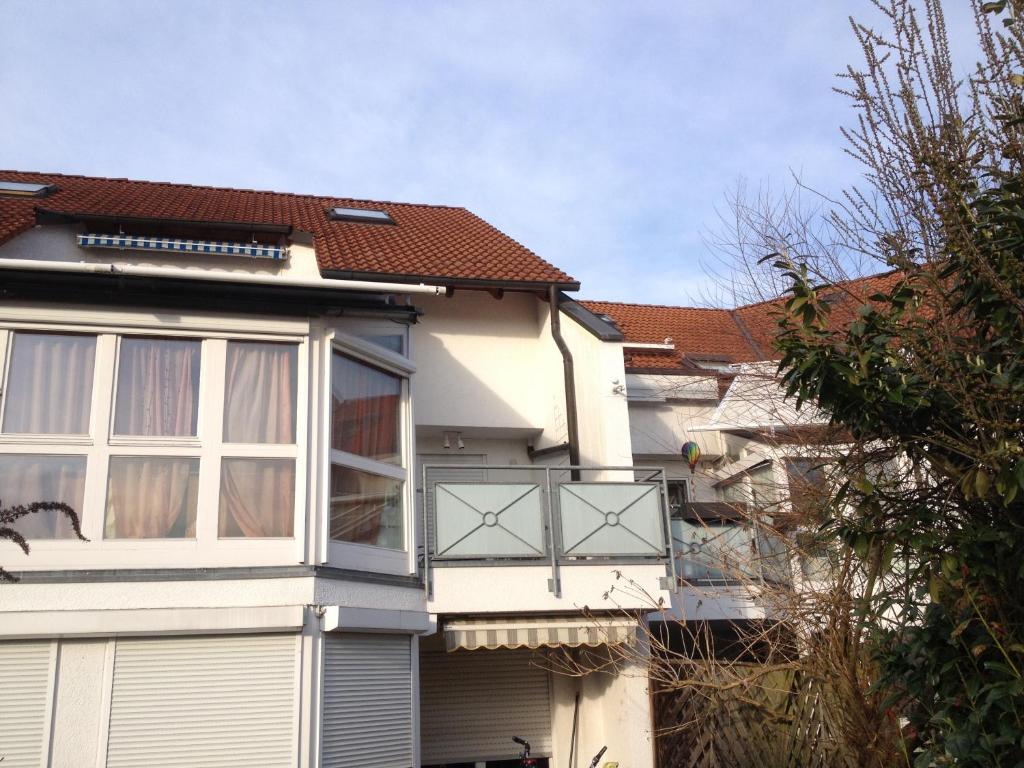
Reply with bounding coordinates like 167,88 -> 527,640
0,215 -> 663,768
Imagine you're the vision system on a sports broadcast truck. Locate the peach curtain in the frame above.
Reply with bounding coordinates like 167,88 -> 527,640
218,458 -> 294,537
223,342 -> 296,444
114,338 -> 199,436
104,457 -> 198,538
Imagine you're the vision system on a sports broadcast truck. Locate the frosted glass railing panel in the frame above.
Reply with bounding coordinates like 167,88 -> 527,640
433,483 -> 545,558
672,520 -> 758,582
757,531 -> 792,584
558,482 -> 665,556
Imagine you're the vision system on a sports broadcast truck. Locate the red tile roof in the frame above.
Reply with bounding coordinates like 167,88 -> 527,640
584,270 -> 902,371
0,171 -> 577,287
580,300 -> 765,370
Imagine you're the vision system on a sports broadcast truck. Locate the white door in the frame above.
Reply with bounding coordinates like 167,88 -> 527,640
0,641 -> 52,768
322,632 -> 414,768
420,646 -> 553,764
105,634 -> 299,768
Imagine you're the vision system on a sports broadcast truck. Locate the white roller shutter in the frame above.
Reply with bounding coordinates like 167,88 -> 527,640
420,647 -> 552,764
105,634 -> 298,768
322,632 -> 413,768
0,642 -> 52,768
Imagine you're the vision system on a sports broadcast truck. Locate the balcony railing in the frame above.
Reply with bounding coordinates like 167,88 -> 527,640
421,465 -> 676,598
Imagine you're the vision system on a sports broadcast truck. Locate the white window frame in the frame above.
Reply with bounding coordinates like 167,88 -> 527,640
0,308 -> 309,569
325,328 -> 416,575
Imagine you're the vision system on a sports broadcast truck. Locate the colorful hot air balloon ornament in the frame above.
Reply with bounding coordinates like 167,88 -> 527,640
682,440 -> 701,472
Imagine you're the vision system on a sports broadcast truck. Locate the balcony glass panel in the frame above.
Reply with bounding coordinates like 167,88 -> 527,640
673,520 -> 758,582
757,530 -> 792,584
433,482 -> 544,558
558,482 -> 665,557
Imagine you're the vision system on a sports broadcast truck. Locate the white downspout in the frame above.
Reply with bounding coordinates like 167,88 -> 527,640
0,257 -> 446,295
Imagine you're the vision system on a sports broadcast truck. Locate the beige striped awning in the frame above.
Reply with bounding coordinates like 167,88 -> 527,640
444,617 -> 638,652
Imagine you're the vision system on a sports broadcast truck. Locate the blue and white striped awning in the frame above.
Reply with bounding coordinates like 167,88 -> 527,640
76,233 -> 288,260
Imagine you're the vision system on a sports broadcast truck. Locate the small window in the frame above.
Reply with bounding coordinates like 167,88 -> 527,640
357,334 -> 405,354
328,207 -> 394,224
0,180 -> 56,198
667,480 -> 689,518
785,458 -> 829,518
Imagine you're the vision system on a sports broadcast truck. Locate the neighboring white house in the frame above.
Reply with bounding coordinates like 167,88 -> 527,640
580,299 -> 843,632
0,172 -> 672,768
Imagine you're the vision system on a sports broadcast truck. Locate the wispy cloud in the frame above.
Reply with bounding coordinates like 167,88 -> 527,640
1,0 -> 978,305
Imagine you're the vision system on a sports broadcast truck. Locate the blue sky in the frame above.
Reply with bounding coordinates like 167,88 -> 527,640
1,1 -> 977,304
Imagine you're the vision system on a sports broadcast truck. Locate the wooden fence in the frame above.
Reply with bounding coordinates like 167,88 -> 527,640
652,665 -> 859,768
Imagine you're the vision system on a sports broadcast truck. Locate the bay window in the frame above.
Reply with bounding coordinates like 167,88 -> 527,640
0,323 -> 305,566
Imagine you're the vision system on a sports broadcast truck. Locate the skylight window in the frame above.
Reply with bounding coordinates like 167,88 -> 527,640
328,207 -> 394,224
0,180 -> 56,198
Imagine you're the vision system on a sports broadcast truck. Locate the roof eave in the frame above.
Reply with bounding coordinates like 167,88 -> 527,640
320,268 -> 580,292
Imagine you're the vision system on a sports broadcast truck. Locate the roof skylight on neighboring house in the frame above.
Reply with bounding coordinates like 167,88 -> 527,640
328,207 -> 394,224
0,180 -> 57,198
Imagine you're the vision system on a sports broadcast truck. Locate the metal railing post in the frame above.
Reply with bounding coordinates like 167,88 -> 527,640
545,466 -> 561,597
422,462 -> 431,599
659,470 -> 679,592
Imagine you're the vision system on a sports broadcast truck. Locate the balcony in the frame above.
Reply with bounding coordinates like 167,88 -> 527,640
421,465 -> 675,613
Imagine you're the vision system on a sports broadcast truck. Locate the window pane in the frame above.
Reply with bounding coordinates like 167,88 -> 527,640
357,334 -> 404,354
0,454 -> 86,539
330,465 -> 404,549
219,458 -> 295,537
105,457 -> 198,538
114,338 -> 200,437
331,353 -> 401,464
224,342 -> 297,444
3,333 -> 95,434
785,458 -> 828,519
667,481 -> 688,518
